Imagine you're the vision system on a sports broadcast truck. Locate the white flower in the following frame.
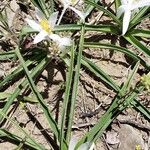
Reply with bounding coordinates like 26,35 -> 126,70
57,0 -> 85,25
25,8 -> 72,47
68,136 -> 95,150
117,0 -> 150,35
58,37 -> 72,51
48,35 -> 72,55
54,36 -> 72,52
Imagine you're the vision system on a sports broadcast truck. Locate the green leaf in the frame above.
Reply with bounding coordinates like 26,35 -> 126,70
124,35 -> 150,57
0,111 -> 46,150
0,51 -> 16,60
84,0 -> 121,25
84,42 -> 150,69
131,29 -> 150,38
0,129 -> 41,150
15,47 -> 60,143
119,61 -> 140,96
66,25 -> 85,142
0,53 -> 45,89
0,57 -> 50,122
129,7 -> 150,29
81,56 -> 120,92
0,11 -> 9,31
21,24 -> 120,36
60,44 -> 75,150
0,92 -> 37,103
115,0 -> 121,12
56,24 -> 119,34
131,99 -> 150,120
84,0 -> 99,17
31,0 -> 50,18
76,84 -> 143,149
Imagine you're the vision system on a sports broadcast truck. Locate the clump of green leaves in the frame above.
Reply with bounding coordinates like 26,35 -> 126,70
0,0 -> 149,150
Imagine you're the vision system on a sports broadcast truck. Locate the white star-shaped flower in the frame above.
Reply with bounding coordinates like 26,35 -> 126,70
25,8 -> 72,47
117,0 -> 150,35
57,0 -> 85,25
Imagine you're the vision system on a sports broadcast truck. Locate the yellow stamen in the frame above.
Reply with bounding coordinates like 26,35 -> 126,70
40,19 -> 52,33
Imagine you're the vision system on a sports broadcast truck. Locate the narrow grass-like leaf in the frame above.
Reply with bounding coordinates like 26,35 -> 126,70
129,13 -> 150,30
0,57 -> 50,122
131,99 -> 150,120
60,44 -> 75,150
121,87 -> 144,107
76,84 -> 143,149
84,0 -> 99,17
0,111 -> 45,150
84,42 -> 150,69
0,53 -> 45,89
21,24 -> 120,36
56,24 -> 119,34
14,142 -> 24,150
20,26 -> 36,37
0,129 -> 42,150
48,0 -> 55,13
76,64 -> 142,148
81,56 -> 120,92
129,7 -> 150,29
85,0 -> 121,25
0,51 -> 16,60
0,92 -> 37,103
0,11 -> 9,31
115,0 -> 121,12
124,35 -> 150,57
131,29 -> 150,38
15,47 -> 60,142
66,25 -> 85,142
31,0 -> 50,18
119,61 -> 140,96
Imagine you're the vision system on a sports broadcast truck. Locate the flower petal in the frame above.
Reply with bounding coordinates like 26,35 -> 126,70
57,7 -> 67,25
33,31 -> 48,44
78,142 -> 90,150
131,1 -> 150,10
78,142 -> 95,150
59,37 -> 72,46
69,6 -> 86,21
58,37 -> 72,51
68,137 -> 78,150
25,18 -> 42,31
89,143 -> 95,150
60,0 -> 71,7
117,5 -> 126,18
121,0 -> 128,5
122,9 -> 131,35
49,34 -> 72,46
35,7 -> 45,21
49,34 -> 61,42
48,12 -> 59,28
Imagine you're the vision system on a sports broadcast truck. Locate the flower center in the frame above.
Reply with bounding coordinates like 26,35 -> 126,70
40,19 -> 52,33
